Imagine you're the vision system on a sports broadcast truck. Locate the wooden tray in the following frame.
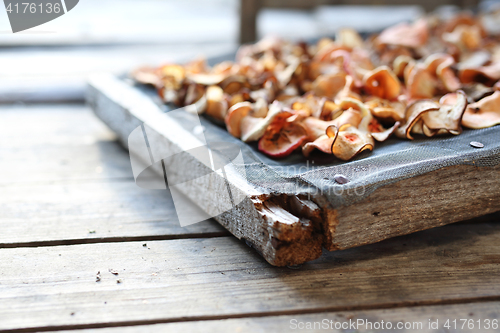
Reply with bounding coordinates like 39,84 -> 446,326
87,73 -> 500,266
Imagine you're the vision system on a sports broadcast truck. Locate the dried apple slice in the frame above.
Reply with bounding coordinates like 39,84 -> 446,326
442,24 -> 482,51
258,121 -> 307,158
366,115 -> 400,142
240,101 -> 294,142
252,97 -> 269,118
365,97 -> 406,122
406,64 -> 438,100
131,66 -> 162,87
184,83 -> 205,106
302,117 -> 336,141
376,18 -> 428,48
331,108 -> 363,128
301,109 -> 361,142
186,73 -> 226,86
393,55 -> 415,79
332,124 -> 374,161
459,62 -> 500,86
363,66 -> 401,100
276,57 -> 301,88
421,91 -> 467,134
336,28 -> 364,49
302,125 -> 339,157
292,95 -> 325,118
422,123 -> 437,137
205,85 -> 228,120
337,97 -> 370,117
462,90 -> 500,129
225,102 -> 253,138
396,100 -> 440,139
424,54 -> 461,92
312,72 -> 347,99
160,64 -> 186,86
334,75 -> 362,103
410,118 -> 425,136
462,83 -> 495,103
436,61 -> 461,92
302,135 -> 335,157
184,57 -> 207,74
220,75 -> 248,95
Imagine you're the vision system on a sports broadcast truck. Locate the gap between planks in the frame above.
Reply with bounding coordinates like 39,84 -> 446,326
0,232 -> 230,249
4,297 -> 500,333
1,212 -> 493,249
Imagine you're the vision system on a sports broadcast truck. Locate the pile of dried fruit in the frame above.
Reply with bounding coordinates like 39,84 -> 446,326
133,12 -> 500,160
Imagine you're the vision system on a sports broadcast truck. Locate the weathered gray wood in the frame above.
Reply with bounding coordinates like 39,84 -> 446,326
0,180 -> 227,247
0,104 -> 226,245
56,301 -> 500,333
88,74 -> 500,267
0,221 -> 499,331
0,104 -> 132,183
325,164 -> 500,251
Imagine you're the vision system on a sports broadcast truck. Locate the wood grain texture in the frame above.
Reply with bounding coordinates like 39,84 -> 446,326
325,164 -> 500,251
55,301 -> 500,333
0,105 -> 226,246
0,220 -> 499,331
0,104 -> 132,184
0,180 -> 227,247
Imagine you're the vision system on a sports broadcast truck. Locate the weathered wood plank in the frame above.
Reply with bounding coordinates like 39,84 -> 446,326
325,164 -> 500,251
0,180 -> 226,247
0,104 -> 226,244
55,301 -> 500,333
0,221 -> 499,331
0,104 -> 132,184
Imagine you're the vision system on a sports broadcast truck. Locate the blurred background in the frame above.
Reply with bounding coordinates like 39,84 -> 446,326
0,0 -> 498,103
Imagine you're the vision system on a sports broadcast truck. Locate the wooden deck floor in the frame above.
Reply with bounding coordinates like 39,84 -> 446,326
1,103 -> 499,332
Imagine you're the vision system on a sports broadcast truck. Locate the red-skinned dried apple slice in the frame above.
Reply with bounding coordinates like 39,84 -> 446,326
258,121 -> 307,158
